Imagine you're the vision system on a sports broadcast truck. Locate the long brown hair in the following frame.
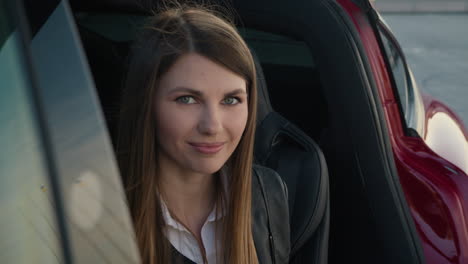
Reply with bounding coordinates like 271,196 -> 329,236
116,4 -> 258,264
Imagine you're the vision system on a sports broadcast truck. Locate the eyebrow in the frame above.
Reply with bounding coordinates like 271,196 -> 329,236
225,88 -> 248,97
169,87 -> 247,97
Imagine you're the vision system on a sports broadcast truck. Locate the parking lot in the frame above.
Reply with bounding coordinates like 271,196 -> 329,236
383,14 -> 468,127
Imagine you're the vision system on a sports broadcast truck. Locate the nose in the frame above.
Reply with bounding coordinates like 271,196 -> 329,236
197,104 -> 223,135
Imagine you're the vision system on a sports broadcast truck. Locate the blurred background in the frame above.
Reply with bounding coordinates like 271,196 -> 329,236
374,0 -> 468,127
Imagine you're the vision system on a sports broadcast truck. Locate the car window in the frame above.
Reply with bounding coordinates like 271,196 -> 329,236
0,3 -> 62,263
378,22 -> 425,136
378,26 -> 410,120
26,2 -> 140,263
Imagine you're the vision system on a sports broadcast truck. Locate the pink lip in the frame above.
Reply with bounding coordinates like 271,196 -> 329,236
189,142 -> 225,154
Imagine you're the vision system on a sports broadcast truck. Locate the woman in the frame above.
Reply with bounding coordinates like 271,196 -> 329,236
117,5 -> 289,264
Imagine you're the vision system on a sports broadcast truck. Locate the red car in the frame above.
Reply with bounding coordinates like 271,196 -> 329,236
1,0 -> 467,263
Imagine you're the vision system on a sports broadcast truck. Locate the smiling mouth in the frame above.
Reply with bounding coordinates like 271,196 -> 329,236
188,142 -> 225,154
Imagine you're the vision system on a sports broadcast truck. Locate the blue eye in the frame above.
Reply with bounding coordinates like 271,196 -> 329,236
223,97 -> 240,105
176,96 -> 196,104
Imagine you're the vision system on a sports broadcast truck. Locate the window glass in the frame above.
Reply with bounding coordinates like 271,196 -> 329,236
379,28 -> 410,123
0,25 -> 62,264
28,3 -> 140,263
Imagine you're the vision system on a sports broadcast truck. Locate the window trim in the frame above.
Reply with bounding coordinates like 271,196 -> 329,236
6,0 -> 73,262
375,20 -> 422,137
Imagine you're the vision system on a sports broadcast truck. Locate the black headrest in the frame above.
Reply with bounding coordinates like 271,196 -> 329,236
251,51 -> 273,125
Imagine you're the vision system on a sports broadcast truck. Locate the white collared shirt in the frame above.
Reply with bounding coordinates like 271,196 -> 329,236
161,200 -> 223,264
160,170 -> 228,264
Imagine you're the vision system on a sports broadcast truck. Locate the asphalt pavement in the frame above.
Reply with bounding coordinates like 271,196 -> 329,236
382,14 -> 468,127
375,0 -> 468,13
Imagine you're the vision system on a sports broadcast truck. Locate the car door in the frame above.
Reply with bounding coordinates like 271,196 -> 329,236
342,1 -> 468,263
1,1 -> 66,263
1,0 -> 141,263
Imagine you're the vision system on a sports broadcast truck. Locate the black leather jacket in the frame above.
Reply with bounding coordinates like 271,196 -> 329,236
172,164 -> 290,264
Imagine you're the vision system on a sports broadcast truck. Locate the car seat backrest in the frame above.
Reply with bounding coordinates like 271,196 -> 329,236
253,52 -> 330,264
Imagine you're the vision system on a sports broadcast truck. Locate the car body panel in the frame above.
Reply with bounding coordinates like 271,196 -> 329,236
395,134 -> 468,264
337,0 -> 468,263
422,94 -> 468,174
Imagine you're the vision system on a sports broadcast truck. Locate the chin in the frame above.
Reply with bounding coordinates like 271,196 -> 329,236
189,160 -> 226,175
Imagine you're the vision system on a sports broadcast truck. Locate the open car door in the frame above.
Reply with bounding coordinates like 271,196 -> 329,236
1,0 -> 140,263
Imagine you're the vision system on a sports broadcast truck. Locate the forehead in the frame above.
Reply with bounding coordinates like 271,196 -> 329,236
158,53 -> 247,94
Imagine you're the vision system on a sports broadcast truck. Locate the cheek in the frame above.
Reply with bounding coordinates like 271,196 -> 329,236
155,104 -> 195,143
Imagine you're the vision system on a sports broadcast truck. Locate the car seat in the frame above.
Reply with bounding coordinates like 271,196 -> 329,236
253,53 -> 330,264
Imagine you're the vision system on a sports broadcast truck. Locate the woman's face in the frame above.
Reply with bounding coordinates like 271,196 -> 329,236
154,53 -> 248,176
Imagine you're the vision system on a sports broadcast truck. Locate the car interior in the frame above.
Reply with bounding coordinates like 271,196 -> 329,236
77,15 -> 331,263
70,0 -> 425,263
